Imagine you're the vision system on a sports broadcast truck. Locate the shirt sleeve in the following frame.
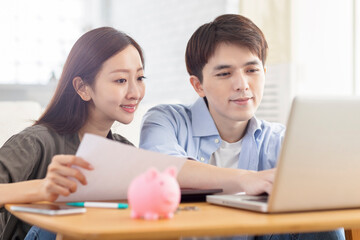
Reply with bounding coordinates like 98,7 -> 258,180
0,132 -> 41,184
140,106 -> 192,158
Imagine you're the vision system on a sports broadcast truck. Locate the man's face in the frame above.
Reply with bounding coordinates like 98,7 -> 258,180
192,43 -> 265,127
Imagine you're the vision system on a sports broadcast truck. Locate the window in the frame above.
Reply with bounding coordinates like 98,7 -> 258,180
0,0 -> 85,84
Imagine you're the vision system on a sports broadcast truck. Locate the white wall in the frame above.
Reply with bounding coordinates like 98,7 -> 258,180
292,0 -> 354,96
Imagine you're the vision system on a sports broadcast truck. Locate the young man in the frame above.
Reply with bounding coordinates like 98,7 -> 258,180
140,14 -> 343,240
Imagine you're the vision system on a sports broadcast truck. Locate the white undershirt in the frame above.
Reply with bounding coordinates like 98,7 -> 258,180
209,138 -> 243,169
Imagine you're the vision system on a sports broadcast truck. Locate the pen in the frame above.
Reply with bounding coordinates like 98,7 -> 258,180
66,202 -> 128,209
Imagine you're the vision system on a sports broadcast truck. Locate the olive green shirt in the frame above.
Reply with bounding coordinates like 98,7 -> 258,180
0,124 -> 133,240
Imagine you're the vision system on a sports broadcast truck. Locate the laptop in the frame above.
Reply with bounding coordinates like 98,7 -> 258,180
207,96 -> 360,213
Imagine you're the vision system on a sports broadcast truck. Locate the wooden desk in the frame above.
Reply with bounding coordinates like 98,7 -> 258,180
6,203 -> 360,240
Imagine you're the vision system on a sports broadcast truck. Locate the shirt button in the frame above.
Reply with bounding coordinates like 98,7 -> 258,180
200,157 -> 205,162
214,139 -> 219,143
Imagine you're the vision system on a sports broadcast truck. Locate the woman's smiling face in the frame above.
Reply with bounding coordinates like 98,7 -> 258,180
87,45 -> 145,125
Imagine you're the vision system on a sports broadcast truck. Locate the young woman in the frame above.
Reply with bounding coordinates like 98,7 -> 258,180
0,25 -> 260,240
0,27 -> 145,240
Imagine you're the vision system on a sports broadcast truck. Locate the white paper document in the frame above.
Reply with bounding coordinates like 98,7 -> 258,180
57,133 -> 185,202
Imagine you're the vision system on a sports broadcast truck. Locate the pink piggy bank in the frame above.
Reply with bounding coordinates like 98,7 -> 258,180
127,167 -> 181,220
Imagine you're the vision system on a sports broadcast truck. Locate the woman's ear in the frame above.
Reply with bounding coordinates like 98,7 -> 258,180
189,75 -> 205,98
72,77 -> 91,101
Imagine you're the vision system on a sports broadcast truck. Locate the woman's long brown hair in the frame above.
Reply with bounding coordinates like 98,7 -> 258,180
35,27 -> 144,134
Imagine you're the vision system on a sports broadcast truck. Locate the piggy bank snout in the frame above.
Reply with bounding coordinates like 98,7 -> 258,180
161,187 -> 180,203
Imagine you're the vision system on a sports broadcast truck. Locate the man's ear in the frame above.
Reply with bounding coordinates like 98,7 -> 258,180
72,77 -> 91,101
189,75 -> 205,98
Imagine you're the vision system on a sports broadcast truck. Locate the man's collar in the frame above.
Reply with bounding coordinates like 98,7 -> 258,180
247,116 -> 262,138
190,97 -> 263,138
190,98 -> 219,137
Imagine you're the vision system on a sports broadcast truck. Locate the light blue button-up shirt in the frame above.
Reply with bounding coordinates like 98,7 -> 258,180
140,97 -> 285,171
